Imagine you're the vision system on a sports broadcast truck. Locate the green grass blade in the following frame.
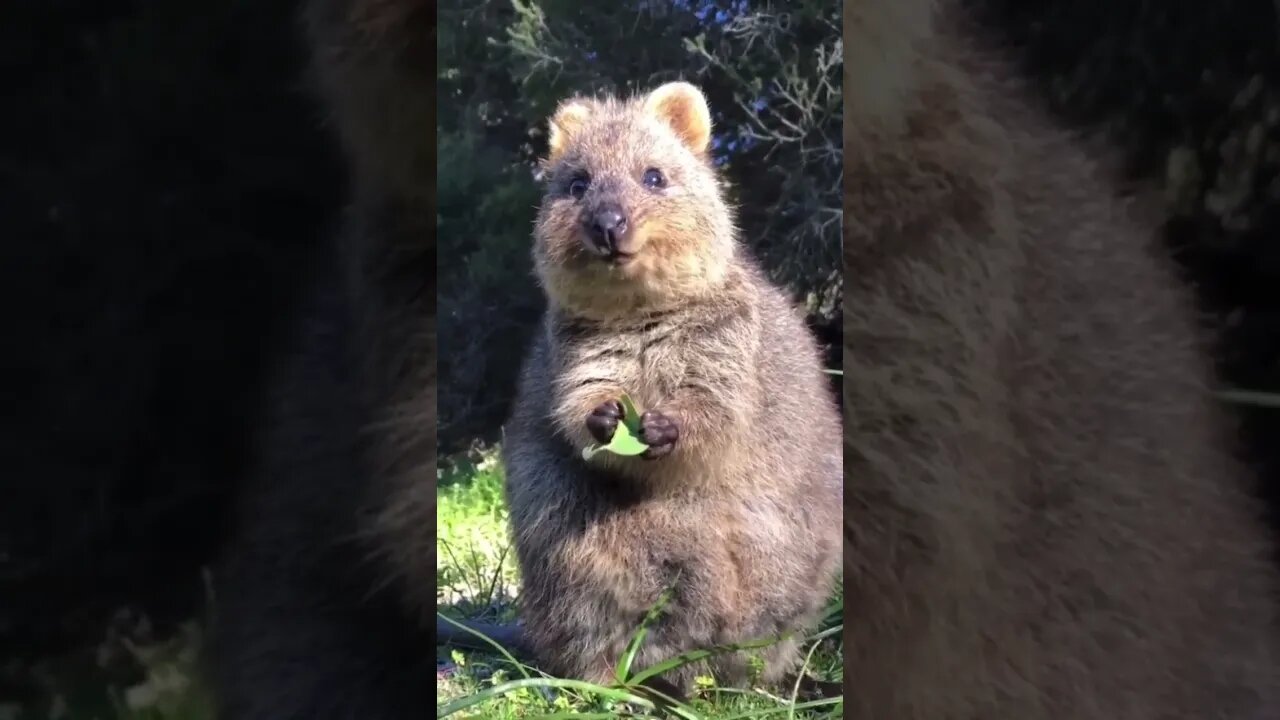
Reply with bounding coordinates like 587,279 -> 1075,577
616,581 -> 678,683
789,634 -> 832,718
522,714 -> 623,719
523,714 -> 638,720
720,697 -> 843,719
818,597 -> 842,621
436,677 -> 657,718
1218,389 -> 1280,408
629,633 -> 791,687
802,625 -> 841,644
436,612 -> 533,680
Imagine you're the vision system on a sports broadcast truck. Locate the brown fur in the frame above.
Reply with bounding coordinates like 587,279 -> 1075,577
212,2 -> 435,718
842,1 -> 1280,717
502,83 -> 842,691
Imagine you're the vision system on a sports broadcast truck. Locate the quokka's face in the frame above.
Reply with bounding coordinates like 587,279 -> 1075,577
532,83 -> 735,314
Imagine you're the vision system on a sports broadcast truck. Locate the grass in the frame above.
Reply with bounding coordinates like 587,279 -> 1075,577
436,444 -> 845,719
1,614 -> 214,720
438,446 -> 522,621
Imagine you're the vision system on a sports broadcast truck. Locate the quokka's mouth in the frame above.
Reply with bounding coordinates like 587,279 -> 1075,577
577,237 -> 637,266
581,239 -> 638,265
604,250 -> 637,266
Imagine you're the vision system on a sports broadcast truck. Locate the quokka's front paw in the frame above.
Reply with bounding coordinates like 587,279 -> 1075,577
585,400 -> 624,443
638,409 -> 679,460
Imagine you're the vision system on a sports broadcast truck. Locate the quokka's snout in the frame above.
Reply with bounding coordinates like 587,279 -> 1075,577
579,198 -> 636,262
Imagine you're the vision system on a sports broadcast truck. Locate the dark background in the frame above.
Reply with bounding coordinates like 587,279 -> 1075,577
2,0 -> 341,654
968,0 -> 1280,523
1,0 -> 1277,709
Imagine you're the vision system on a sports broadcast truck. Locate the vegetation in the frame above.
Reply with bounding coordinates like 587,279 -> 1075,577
0,613 -> 212,720
436,446 -> 844,719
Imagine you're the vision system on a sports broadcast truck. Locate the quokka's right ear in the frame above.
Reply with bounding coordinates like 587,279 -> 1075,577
547,99 -> 593,163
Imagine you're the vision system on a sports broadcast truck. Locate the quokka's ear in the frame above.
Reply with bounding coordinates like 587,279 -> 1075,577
642,82 -> 712,155
547,98 -> 593,163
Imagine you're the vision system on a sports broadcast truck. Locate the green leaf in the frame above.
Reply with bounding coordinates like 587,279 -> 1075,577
619,393 -> 643,433
581,392 -> 649,460
582,421 -> 649,460
607,420 -> 649,455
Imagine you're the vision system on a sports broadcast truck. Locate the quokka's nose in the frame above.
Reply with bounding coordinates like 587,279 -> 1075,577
585,207 -> 629,254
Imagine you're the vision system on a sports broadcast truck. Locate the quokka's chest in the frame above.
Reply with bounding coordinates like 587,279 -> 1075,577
565,326 -> 696,405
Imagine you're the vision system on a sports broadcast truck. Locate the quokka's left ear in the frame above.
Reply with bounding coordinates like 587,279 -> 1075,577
642,81 -> 713,155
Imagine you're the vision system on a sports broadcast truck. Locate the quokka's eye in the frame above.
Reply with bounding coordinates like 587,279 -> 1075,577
568,175 -> 590,199
642,168 -> 666,189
